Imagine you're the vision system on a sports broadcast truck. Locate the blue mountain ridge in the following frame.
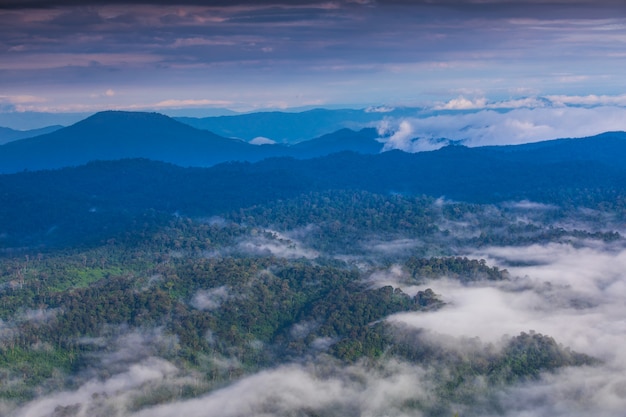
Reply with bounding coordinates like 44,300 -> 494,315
1,128 -> 625,247
0,125 -> 63,145
0,111 -> 384,174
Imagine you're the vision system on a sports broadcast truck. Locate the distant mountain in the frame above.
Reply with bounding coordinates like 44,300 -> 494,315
0,111 -> 289,173
2,110 -> 624,181
0,111 -> 92,130
0,125 -> 63,145
1,130 -> 625,246
290,128 -> 383,157
161,107 -> 239,118
175,107 -> 418,143
0,111 -> 391,173
483,131 -> 626,170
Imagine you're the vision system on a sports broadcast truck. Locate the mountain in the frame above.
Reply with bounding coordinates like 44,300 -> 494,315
0,125 -> 63,145
175,107 -> 416,143
289,127 -> 383,157
0,111 -> 289,173
0,116 -> 622,417
0,111 -> 92,130
1,131 -> 625,247
0,111 -> 391,173
1,108 -> 624,190
483,131 -> 626,170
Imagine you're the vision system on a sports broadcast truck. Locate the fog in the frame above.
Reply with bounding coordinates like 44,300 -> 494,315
9,328 -> 193,417
191,286 -> 230,311
133,360 -> 435,417
4,202 -> 626,416
12,358 -> 179,417
379,106 -> 626,151
384,240 -> 626,416
235,229 -> 319,259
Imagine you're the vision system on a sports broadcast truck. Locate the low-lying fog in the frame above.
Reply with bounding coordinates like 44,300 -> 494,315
6,201 -> 626,417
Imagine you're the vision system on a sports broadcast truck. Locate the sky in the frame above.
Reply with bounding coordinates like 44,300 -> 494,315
1,0 -> 625,116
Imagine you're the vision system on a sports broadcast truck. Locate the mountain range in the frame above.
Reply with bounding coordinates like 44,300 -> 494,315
1,108 -> 624,417
3,110 -> 625,178
0,125 -> 63,145
0,111 -> 384,174
1,123 -> 625,247
174,107 -> 418,143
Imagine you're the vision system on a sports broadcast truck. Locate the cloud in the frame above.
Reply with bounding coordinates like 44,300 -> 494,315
546,94 -> 626,107
379,105 -> 626,150
5,327 -> 190,416
171,37 -> 233,48
0,53 -> 162,70
556,74 -> 590,83
0,319 -> 16,342
0,95 -> 47,104
391,280 -> 553,346
1,1 -> 625,113
380,119 -> 454,152
191,286 -> 230,310
391,242 -> 626,355
3,97 -> 234,114
10,357 -> 180,417
289,320 -> 319,340
433,96 -> 550,110
496,365 -> 626,417
129,360 -> 433,417
151,99 -> 233,108
365,105 -> 395,113
236,229 -> 319,259
21,308 -> 59,323
6,221 -> 626,417
435,96 -> 488,110
90,89 -> 116,98
249,136 -> 276,145
363,238 -> 422,256
501,200 -> 558,211
382,240 -> 626,415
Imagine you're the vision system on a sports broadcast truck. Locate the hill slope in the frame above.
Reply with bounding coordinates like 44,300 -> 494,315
176,108 -> 407,143
289,127 -> 383,157
0,111 -> 392,173
0,125 -> 63,145
0,111 -> 286,173
1,131 -> 625,247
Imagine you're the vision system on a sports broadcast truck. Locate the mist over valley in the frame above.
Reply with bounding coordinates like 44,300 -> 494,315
0,107 -> 626,416
2,0 -> 626,414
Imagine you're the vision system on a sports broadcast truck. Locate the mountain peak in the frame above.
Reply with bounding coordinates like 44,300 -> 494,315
87,110 -> 169,120
75,110 -> 183,130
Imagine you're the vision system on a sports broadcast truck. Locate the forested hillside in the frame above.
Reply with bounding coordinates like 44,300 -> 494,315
1,176 -> 621,416
1,128 -> 625,416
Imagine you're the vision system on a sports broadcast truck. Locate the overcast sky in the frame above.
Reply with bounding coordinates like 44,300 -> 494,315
1,0 -> 625,113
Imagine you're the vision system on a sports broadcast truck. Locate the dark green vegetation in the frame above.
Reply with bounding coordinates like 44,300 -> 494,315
2,127 -> 626,248
1,128 -> 625,415
0,182 -> 612,415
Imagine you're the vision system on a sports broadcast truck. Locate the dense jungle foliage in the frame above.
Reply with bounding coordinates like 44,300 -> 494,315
0,182 -> 611,415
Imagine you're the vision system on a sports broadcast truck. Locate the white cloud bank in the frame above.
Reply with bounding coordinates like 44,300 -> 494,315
8,240 -> 626,417
387,240 -> 626,416
249,136 -> 277,145
11,358 -> 179,417
379,105 -> 626,151
131,361 -> 432,417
